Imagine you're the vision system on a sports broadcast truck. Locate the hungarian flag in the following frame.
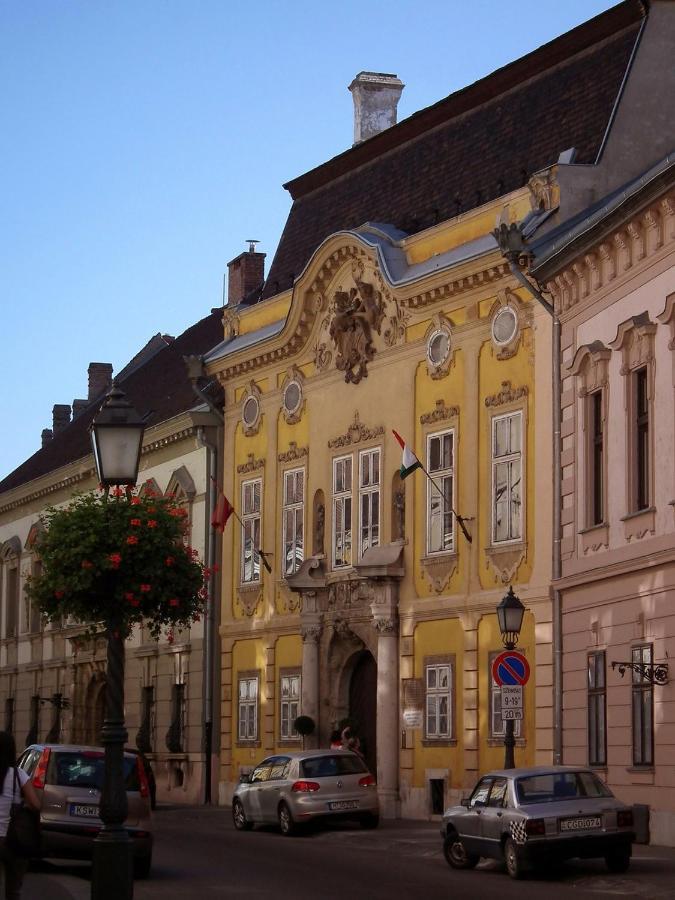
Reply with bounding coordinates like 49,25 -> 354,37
392,430 -> 422,479
211,492 -> 234,532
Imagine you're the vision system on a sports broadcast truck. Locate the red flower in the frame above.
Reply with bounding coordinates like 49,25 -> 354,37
167,630 -> 175,645
169,508 -> 181,517
147,506 -> 156,513
147,520 -> 157,528
165,556 -> 175,567
54,590 -> 65,599
81,560 -> 93,569
126,536 -> 139,545
169,598 -> 179,607
140,584 -> 151,593
125,594 -> 140,607
131,497 -> 141,506
130,518 -> 142,527
109,553 -> 122,569
112,487 -> 124,497
192,613 -> 201,622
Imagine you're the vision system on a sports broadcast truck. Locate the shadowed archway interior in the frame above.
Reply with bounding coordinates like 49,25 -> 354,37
348,650 -> 377,776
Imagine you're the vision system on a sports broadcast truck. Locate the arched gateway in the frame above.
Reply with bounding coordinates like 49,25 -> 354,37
287,542 -> 403,818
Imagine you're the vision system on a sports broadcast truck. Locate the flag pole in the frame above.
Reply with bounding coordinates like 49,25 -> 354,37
417,461 -> 472,545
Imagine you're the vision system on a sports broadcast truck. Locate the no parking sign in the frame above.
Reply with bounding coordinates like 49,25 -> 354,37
491,650 -> 530,687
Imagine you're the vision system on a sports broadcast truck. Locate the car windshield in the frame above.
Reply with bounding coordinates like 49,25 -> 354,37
47,752 -> 139,791
300,755 -> 368,778
516,771 -> 613,804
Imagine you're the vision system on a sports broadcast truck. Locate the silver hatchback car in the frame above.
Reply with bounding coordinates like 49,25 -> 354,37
18,743 -> 154,878
232,749 -> 379,835
442,766 -> 635,879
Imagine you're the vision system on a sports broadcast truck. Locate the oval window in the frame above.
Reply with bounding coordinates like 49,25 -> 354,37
242,396 -> 259,427
283,381 -> 302,415
427,329 -> 450,367
492,306 -> 518,346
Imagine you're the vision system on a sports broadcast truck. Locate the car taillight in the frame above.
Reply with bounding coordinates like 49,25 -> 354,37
136,756 -> 150,800
617,809 -> 633,828
358,775 -> 376,788
525,818 -> 546,836
32,748 -> 51,790
291,780 -> 320,793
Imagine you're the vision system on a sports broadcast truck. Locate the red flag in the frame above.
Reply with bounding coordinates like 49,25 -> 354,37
211,493 -> 234,532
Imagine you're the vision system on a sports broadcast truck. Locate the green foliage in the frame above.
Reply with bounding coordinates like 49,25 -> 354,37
26,489 -> 207,640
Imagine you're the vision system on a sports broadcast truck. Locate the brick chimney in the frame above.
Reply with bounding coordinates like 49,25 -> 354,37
88,362 -> 113,401
72,398 -> 89,419
348,72 -> 404,145
227,242 -> 265,306
41,428 -> 53,448
52,404 -> 71,434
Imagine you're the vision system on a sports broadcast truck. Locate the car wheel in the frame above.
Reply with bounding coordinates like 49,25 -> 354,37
133,853 -> 152,880
278,802 -> 297,836
504,838 -> 524,879
232,798 -> 253,831
605,847 -> 631,873
359,813 -> 380,829
443,832 -> 479,869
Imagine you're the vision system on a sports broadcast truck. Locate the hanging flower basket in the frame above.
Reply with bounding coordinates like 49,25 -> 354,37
27,489 -> 208,640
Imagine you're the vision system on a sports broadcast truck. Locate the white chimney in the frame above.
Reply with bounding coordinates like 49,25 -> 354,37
349,71 -> 404,145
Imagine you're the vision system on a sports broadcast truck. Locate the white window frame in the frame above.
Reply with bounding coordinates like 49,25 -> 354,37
238,674 -> 259,742
332,455 -> 353,569
425,662 -> 453,739
240,478 -> 262,583
426,429 -> 455,555
280,672 -> 301,741
358,447 -> 381,559
491,411 -> 523,544
282,468 -> 304,576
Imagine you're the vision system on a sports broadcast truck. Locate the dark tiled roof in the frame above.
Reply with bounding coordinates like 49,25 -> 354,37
0,311 -> 224,495
262,0 -> 643,299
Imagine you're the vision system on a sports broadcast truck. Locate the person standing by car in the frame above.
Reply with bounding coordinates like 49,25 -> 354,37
0,732 -> 40,899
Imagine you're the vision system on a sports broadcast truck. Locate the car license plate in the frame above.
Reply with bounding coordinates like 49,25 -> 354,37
328,800 -> 358,811
70,804 -> 99,817
559,816 -> 602,832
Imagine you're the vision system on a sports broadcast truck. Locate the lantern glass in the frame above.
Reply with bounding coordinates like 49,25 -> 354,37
497,586 -> 525,640
90,387 -> 145,487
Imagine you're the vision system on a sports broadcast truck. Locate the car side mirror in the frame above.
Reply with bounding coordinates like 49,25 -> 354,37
460,797 -> 470,808
239,773 -> 251,784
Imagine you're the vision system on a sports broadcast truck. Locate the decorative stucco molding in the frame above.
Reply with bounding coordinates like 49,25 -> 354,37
327,411 -> 384,449
484,380 -> 529,408
240,380 -> 263,437
568,341 -> 611,396
609,312 -> 657,373
485,543 -> 527,585
420,399 -> 459,426
280,365 -> 305,425
528,166 -> 560,212
236,453 -> 265,475
424,313 -> 455,380
277,442 -> 308,464
420,554 -> 458,594
236,586 -> 263,617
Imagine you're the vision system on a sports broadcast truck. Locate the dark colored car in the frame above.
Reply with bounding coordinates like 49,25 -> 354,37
442,766 -> 635,879
18,744 -> 153,878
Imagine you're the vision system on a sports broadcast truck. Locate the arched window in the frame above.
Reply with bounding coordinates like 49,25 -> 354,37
0,537 -> 22,639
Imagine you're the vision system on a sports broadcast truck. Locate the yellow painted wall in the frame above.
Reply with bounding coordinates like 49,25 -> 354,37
413,619 -> 464,787
477,612 -> 536,773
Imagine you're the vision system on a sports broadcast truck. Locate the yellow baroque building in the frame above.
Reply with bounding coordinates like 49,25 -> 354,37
207,199 -> 554,817
204,3 -> 647,817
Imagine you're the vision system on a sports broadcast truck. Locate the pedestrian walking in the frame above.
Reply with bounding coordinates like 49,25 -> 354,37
0,732 -> 40,900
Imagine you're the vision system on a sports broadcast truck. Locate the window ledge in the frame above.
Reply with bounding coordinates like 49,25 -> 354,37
421,739 -> 457,748
620,507 -> 655,543
487,738 -> 526,748
236,740 -> 262,749
579,522 -> 609,555
626,766 -> 655,775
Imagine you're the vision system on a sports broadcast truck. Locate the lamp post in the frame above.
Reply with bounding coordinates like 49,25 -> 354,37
497,586 -> 525,770
89,386 -> 145,900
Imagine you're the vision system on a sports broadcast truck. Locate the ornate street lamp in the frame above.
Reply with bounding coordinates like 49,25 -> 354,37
89,386 -> 145,900
497,586 -> 525,770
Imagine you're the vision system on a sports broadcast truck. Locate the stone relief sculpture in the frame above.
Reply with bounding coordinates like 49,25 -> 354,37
312,490 -> 326,555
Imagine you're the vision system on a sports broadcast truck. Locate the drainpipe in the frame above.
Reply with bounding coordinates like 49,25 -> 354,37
493,223 -> 563,765
186,354 -> 225,804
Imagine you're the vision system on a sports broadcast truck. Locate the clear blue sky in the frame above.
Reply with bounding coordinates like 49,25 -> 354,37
0,0 -> 616,482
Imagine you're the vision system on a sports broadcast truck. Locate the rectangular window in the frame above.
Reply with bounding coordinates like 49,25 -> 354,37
635,368 -> 649,511
590,391 -> 604,526
359,448 -> 380,558
333,456 -> 353,568
490,668 -> 522,738
280,673 -> 301,740
241,479 -> 262,583
492,412 -> 523,543
427,430 -> 454,554
5,566 -> 18,638
238,675 -> 259,742
282,469 -> 304,576
587,651 -> 607,766
166,683 -> 185,753
632,644 -> 654,766
425,663 -> 452,739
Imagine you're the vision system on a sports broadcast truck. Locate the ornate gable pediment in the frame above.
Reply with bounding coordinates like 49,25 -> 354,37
314,256 -> 405,384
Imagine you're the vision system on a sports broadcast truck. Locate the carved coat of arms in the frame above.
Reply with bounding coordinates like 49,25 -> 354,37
329,278 -> 384,384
